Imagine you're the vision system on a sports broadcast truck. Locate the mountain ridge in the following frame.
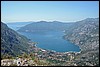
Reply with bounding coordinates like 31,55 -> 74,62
17,21 -> 73,33
1,22 -> 34,58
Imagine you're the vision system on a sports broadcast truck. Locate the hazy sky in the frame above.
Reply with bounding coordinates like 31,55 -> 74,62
1,1 -> 99,23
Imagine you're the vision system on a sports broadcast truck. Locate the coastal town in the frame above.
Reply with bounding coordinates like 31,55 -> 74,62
1,47 -> 78,66
1,43 -> 98,66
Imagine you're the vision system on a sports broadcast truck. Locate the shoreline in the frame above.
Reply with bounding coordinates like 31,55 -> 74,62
19,30 -> 81,54
33,41 -> 81,54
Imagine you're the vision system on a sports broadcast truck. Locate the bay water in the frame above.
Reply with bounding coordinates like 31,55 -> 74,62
6,22 -> 80,52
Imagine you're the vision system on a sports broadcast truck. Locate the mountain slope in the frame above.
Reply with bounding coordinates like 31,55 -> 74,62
18,21 -> 73,33
63,18 -> 99,66
6,22 -> 33,31
64,18 -> 99,51
1,22 -> 33,57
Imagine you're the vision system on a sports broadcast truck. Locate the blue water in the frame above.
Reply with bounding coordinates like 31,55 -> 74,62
6,23 -> 80,52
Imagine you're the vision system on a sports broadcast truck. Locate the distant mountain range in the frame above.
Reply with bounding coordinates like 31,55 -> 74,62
18,21 -> 73,33
6,22 -> 33,26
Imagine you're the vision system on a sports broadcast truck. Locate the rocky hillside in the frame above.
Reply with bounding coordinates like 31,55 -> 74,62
1,22 -> 34,58
63,18 -> 99,66
64,18 -> 99,51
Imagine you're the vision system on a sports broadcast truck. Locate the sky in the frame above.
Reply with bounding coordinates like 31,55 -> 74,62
1,1 -> 99,23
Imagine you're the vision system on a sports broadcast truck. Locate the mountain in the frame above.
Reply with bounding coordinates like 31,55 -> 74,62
1,18 -> 99,66
63,18 -> 99,66
64,18 -> 99,51
18,21 -> 73,33
1,22 -> 33,58
6,22 -> 33,31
